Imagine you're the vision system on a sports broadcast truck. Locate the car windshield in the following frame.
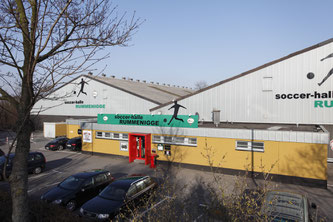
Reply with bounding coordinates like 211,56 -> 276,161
59,176 -> 85,190
68,138 -> 80,143
99,183 -> 128,201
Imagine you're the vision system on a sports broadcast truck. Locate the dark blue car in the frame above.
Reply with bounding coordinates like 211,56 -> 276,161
41,170 -> 114,211
0,152 -> 46,180
80,175 -> 157,220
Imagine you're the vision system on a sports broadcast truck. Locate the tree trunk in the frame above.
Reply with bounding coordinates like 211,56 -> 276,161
9,78 -> 33,222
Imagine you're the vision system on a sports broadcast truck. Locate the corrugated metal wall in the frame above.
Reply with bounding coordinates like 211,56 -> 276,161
32,77 -> 158,117
154,42 -> 333,125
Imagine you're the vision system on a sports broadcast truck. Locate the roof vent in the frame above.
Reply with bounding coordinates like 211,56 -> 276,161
150,81 -> 154,84
173,85 -> 176,87
102,73 -> 106,77
143,80 -> 146,83
129,78 -> 133,81
88,72 -> 93,75
156,82 -> 159,85
167,84 -> 170,86
111,75 -> 115,78
163,83 -> 166,86
136,79 -> 140,82
122,77 -> 126,80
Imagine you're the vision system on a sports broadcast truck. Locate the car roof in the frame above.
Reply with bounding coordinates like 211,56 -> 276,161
4,151 -> 43,158
114,175 -> 149,185
72,170 -> 109,179
68,137 -> 81,140
263,191 -> 307,221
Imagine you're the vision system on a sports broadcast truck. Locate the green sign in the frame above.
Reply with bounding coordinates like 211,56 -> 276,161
97,114 -> 198,128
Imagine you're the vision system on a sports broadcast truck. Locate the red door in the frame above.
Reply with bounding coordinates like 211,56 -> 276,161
128,133 -> 151,165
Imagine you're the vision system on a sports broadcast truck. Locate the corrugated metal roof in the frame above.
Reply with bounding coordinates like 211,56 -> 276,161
90,75 -> 194,104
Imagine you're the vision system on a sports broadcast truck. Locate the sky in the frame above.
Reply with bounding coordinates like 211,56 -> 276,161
94,0 -> 333,88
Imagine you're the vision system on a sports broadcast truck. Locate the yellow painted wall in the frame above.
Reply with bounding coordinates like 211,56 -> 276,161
66,124 -> 80,138
82,130 -> 129,157
55,124 -> 67,137
152,136 -> 327,181
81,130 -> 327,181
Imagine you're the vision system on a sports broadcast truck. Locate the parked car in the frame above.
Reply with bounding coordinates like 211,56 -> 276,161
0,152 -> 46,180
66,137 -> 82,151
40,170 -> 114,211
261,190 -> 317,222
45,136 -> 69,151
80,175 -> 157,220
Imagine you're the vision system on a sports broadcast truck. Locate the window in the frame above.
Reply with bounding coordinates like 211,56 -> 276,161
127,185 -> 137,197
94,174 -> 107,184
188,138 -> 197,145
35,154 -> 42,160
28,154 -> 34,162
152,136 -> 197,146
135,180 -> 146,192
174,137 -> 184,143
236,141 -> 264,152
153,135 -> 161,142
95,131 -> 129,141
144,177 -> 153,186
83,178 -> 94,188
164,137 -> 172,143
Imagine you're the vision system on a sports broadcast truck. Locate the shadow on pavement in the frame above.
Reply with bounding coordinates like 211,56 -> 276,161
45,158 -> 73,172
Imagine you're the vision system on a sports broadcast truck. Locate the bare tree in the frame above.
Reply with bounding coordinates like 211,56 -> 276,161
0,0 -> 140,221
194,80 -> 208,90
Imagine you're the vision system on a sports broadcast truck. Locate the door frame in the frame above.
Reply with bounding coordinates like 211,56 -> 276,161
129,133 -> 151,165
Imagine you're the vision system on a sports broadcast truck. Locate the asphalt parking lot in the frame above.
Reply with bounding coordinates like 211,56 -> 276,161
1,131 -> 333,221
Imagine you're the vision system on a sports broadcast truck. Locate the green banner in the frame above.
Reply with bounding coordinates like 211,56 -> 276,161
97,114 -> 198,128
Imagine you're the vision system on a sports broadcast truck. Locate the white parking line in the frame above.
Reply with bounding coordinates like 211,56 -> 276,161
28,182 -> 59,193
29,169 -> 63,179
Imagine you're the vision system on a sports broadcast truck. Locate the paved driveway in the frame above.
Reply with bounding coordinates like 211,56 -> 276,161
1,131 -> 333,221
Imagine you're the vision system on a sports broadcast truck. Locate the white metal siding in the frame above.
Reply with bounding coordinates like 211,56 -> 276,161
32,77 -> 158,117
154,42 -> 333,125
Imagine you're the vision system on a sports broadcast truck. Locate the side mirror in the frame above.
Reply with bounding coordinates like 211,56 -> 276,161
311,203 -> 317,209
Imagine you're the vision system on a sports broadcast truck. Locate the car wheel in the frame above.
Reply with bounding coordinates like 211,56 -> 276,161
66,200 -> 77,211
33,167 -> 42,174
58,145 -> 64,150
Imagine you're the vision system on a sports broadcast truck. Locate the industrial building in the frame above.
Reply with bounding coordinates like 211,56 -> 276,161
38,38 -> 333,188
151,38 -> 333,161
32,74 -> 194,128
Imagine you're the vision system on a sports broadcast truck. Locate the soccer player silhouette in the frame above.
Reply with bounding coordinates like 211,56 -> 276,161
318,67 -> 333,86
168,100 -> 186,125
318,53 -> 333,86
77,78 -> 88,97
